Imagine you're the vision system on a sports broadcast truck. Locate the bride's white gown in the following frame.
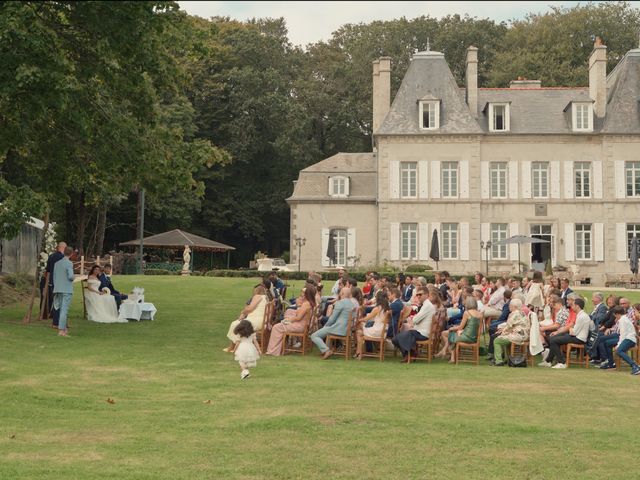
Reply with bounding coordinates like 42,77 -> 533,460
85,278 -> 126,323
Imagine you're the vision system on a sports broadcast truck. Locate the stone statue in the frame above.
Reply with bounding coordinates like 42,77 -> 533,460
182,245 -> 191,275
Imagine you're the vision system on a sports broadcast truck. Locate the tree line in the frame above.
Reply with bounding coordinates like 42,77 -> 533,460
1,1 -> 639,267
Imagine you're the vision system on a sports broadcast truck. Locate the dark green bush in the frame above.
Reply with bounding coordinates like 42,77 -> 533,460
144,269 -> 176,276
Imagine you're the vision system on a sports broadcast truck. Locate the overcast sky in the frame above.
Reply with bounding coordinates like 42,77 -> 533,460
178,1 -> 640,46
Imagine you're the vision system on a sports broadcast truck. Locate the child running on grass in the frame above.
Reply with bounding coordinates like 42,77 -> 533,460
232,320 -> 261,380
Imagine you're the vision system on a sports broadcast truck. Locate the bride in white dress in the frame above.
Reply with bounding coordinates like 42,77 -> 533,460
85,266 -> 126,323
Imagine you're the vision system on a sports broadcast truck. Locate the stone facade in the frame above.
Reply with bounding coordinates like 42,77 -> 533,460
287,41 -> 640,284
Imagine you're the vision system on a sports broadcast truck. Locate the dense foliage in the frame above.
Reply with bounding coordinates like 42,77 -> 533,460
2,1 -> 639,267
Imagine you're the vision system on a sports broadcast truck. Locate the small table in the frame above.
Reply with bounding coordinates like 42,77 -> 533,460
118,302 -> 157,322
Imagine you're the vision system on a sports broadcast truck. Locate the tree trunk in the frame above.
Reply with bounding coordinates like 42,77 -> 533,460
95,202 -> 108,256
23,213 -> 50,324
85,207 -> 99,257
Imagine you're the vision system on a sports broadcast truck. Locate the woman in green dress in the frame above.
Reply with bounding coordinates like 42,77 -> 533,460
443,297 -> 482,363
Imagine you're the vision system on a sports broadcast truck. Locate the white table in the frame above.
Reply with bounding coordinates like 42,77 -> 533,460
118,302 -> 157,322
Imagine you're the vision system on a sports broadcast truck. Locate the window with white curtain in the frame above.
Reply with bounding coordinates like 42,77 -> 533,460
575,224 -> 592,260
572,103 -> 593,131
626,161 -> 640,197
574,162 -> 591,198
490,223 -> 507,259
442,223 -> 458,259
532,162 -> 549,198
400,223 -> 417,260
490,162 -> 507,198
441,161 -> 458,198
400,162 -> 417,198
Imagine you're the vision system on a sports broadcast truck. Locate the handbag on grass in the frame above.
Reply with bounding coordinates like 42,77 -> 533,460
508,355 -> 527,368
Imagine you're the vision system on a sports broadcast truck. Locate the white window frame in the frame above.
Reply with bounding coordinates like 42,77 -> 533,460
419,100 -> 440,130
329,176 -> 348,197
575,224 -> 592,261
490,162 -> 507,198
488,103 -> 510,132
400,223 -> 418,260
574,161 -> 591,198
441,161 -> 458,198
572,103 -> 593,132
627,224 -> 640,259
626,161 -> 640,197
442,223 -> 458,260
331,228 -> 347,266
532,162 -> 549,199
400,162 -> 417,198
490,223 -> 508,259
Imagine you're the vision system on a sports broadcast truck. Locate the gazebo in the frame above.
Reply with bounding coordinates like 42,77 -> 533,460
120,229 -> 235,271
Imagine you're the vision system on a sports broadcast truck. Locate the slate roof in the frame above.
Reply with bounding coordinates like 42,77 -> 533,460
287,153 -> 376,202
377,51 -> 483,135
376,48 -> 640,136
601,49 -> 640,134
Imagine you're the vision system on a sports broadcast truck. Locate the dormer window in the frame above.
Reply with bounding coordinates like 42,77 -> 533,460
488,103 -> 510,132
419,100 -> 440,130
572,102 -> 593,132
329,176 -> 349,197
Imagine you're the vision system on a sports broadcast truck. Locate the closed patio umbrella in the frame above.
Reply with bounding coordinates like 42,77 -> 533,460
630,236 -> 639,276
429,229 -> 440,270
494,235 -> 549,274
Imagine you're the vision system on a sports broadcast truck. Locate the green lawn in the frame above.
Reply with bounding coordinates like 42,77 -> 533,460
1,276 -> 640,479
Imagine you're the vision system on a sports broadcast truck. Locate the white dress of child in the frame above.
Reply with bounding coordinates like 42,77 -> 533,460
234,333 -> 260,367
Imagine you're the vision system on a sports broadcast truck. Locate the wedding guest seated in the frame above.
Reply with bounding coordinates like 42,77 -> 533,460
98,263 -> 128,308
472,272 -> 484,290
589,295 -> 620,365
392,287 -> 435,362
402,275 -> 415,302
268,270 -> 285,297
472,289 -> 484,311
539,295 -> 569,356
491,299 -> 530,366
266,285 -> 316,356
483,278 -> 506,317
84,265 -> 125,324
486,289 -> 512,361
437,296 -> 481,363
387,288 -> 405,340
224,284 -> 269,353
540,297 -> 592,369
355,290 -> 390,360
311,286 -> 357,359
609,306 -> 640,374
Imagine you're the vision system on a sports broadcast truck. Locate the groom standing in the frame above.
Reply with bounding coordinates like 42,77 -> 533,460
53,246 -> 75,337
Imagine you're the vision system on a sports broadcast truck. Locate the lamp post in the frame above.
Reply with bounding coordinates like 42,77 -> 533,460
294,236 -> 306,272
480,240 -> 492,277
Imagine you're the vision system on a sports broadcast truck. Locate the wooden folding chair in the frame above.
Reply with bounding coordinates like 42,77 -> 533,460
455,320 -> 481,365
281,305 -> 316,356
326,307 -> 359,360
615,345 -> 640,370
360,311 -> 390,362
407,309 -> 444,363
509,341 -> 534,367
565,343 -> 589,368
255,300 -> 275,352
81,279 -> 89,320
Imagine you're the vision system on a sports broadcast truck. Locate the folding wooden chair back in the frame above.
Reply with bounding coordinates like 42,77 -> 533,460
455,319 -> 481,365
326,307 -> 359,360
407,310 -> 443,363
256,300 -> 275,352
281,304 -> 316,356
509,341 -> 534,366
360,310 -> 390,362
565,343 -> 589,368
81,279 -> 89,320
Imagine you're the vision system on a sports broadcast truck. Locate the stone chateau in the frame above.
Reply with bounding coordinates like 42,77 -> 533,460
287,40 -> 640,284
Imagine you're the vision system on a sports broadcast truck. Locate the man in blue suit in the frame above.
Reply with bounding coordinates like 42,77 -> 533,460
98,264 -> 127,308
311,287 -> 355,359
53,246 -> 75,337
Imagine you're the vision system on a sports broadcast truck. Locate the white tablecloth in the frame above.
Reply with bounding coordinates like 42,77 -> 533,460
118,302 -> 157,322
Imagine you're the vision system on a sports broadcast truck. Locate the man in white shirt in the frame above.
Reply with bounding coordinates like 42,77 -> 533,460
483,278 -> 505,317
330,268 -> 347,296
392,287 -> 435,362
541,297 -> 593,369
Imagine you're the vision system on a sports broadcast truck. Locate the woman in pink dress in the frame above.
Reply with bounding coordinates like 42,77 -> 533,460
266,285 -> 316,355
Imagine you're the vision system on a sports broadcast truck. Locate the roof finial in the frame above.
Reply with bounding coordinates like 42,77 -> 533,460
426,38 -> 431,52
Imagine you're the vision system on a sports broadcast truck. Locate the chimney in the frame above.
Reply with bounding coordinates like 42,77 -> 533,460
589,36 -> 607,117
509,77 -> 542,89
372,57 -> 391,132
465,46 -> 478,117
